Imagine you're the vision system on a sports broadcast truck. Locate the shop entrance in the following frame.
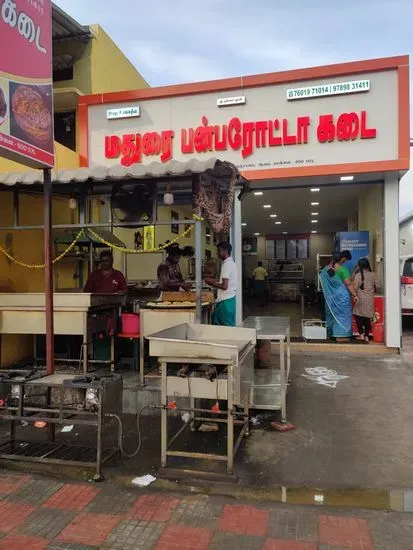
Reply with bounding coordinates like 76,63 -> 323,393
241,180 -> 384,341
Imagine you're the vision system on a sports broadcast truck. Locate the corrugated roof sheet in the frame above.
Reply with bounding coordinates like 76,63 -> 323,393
52,4 -> 91,41
0,158 -> 238,187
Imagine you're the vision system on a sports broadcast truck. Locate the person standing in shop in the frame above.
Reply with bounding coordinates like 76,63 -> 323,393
157,243 -> 192,292
320,250 -> 358,342
84,250 -> 127,294
205,241 -> 237,326
353,258 -> 379,344
252,261 -> 268,307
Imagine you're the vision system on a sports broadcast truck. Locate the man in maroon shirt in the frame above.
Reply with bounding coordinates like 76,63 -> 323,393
84,251 -> 127,294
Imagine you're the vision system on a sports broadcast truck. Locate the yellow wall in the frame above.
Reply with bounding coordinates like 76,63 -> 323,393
110,205 -> 215,281
0,21 -> 148,366
89,25 -> 149,94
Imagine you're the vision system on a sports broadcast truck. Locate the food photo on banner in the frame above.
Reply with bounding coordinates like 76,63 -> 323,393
0,0 -> 54,168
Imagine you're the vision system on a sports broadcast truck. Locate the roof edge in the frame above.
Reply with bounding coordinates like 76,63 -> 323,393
79,54 -> 409,107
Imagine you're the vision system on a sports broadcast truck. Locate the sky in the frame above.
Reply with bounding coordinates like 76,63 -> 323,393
54,0 -> 413,215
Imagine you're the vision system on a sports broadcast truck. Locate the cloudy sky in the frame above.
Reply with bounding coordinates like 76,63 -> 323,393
54,0 -> 413,214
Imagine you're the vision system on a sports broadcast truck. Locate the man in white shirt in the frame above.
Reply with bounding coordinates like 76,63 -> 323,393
205,241 -> 237,326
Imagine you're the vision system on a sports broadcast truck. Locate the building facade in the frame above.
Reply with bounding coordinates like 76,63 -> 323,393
78,55 -> 410,349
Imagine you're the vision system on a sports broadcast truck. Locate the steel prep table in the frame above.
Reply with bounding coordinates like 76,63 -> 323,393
139,304 -> 212,385
241,316 -> 291,422
0,293 -> 124,372
147,323 -> 256,474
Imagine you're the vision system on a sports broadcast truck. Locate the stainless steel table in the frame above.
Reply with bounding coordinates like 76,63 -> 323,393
241,316 -> 291,422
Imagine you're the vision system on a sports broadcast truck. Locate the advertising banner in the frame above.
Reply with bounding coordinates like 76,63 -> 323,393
336,231 -> 370,273
0,0 -> 54,168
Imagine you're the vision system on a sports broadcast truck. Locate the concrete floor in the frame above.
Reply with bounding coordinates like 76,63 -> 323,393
0,320 -> 411,494
114,349 -> 413,491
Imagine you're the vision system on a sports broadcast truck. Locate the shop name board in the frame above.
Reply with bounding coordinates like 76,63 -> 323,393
0,0 -> 54,168
287,79 -> 370,101
1,0 -> 47,54
104,111 -> 377,167
106,105 -> 140,120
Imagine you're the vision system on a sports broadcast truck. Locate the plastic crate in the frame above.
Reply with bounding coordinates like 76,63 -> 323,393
302,319 -> 327,340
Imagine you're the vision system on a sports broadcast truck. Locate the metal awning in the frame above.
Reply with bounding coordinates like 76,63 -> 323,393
52,4 -> 91,42
0,158 -> 240,188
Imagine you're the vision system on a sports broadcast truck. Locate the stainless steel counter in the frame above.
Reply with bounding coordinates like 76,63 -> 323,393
147,323 -> 256,474
242,316 -> 291,422
0,293 -> 124,372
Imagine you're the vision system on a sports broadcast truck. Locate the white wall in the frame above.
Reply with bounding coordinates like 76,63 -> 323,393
400,220 -> 413,256
243,233 -> 334,284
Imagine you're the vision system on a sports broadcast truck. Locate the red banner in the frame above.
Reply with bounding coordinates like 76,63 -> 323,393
0,0 -> 54,168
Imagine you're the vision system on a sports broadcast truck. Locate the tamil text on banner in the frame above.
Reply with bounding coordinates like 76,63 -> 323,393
0,0 -> 54,168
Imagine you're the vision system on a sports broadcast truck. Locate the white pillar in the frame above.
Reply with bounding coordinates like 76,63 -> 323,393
384,172 -> 401,348
232,189 -> 243,325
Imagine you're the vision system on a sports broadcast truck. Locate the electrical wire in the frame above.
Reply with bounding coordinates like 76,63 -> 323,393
105,405 -> 152,458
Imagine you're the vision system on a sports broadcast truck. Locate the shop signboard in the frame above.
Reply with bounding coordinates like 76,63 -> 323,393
0,0 -> 54,168
87,64 -> 403,176
336,231 -> 370,273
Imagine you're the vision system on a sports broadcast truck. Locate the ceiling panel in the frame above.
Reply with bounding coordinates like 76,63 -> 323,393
241,183 -> 380,236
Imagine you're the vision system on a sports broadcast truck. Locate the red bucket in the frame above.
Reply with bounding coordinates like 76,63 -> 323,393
121,313 -> 140,335
372,323 -> 384,343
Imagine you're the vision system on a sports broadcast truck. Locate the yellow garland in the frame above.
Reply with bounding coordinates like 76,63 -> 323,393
0,229 -> 85,269
88,214 -> 204,254
0,214 -> 205,267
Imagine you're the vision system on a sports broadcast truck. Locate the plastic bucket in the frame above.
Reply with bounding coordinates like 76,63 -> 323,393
372,323 -> 385,343
121,313 -> 140,335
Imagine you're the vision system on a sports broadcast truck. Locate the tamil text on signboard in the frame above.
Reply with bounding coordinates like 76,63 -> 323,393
0,0 -> 54,168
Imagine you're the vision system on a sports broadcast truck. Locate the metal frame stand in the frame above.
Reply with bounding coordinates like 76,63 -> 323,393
159,360 -> 250,475
0,373 -> 122,477
244,317 -> 292,422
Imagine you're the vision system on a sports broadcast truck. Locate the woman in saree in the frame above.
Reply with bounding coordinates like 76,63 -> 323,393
320,251 -> 358,342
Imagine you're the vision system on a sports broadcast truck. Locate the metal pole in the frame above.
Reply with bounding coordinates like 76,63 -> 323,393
195,219 -> 202,323
13,191 -> 19,227
43,169 -> 54,375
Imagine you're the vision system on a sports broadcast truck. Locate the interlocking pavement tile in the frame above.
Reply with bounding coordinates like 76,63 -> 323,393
318,545 -> 353,550
0,501 -> 34,533
8,479 -> 63,506
264,539 -> 318,550
103,519 -> 165,549
127,494 -> 180,522
219,504 -> 269,537
0,534 -> 48,549
18,507 -> 76,540
57,512 -> 121,546
0,474 -> 30,497
268,508 -> 319,542
155,524 -> 213,550
171,495 -> 223,529
319,515 -> 373,550
43,484 -> 100,512
369,513 -> 413,550
85,488 -> 136,516
209,531 -> 264,550
47,544 -> 98,550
